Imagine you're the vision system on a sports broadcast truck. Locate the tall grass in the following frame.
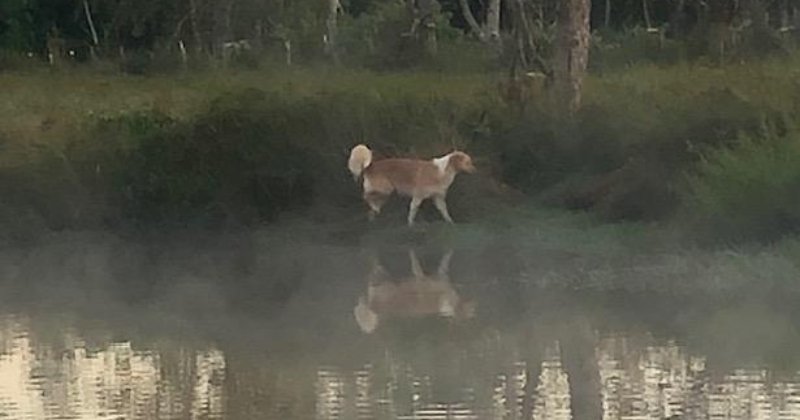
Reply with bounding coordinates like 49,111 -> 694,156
488,63 -> 776,220
3,55 -> 800,241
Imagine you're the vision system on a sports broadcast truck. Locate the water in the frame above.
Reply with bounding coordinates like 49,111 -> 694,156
1,229 -> 800,420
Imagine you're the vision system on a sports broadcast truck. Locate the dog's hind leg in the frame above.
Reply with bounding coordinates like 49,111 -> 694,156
433,195 -> 454,224
365,192 -> 388,221
407,197 -> 423,227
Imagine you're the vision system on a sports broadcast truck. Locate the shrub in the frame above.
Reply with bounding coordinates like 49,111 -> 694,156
0,130 -> 92,238
67,96 -> 319,225
682,120 -> 800,243
487,76 -> 772,220
62,86 -> 491,226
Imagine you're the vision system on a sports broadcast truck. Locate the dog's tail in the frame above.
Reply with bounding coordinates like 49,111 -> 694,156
348,144 -> 372,181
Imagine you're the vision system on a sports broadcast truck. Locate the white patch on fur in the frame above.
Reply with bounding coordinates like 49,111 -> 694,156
432,154 -> 451,175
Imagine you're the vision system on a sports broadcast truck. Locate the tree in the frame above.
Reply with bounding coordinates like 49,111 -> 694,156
325,0 -> 343,62
553,0 -> 591,113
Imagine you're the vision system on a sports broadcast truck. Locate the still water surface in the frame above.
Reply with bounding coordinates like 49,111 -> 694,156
1,231 -> 800,420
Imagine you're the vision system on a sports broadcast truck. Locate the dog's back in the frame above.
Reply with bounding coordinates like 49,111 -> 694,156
364,158 -> 452,197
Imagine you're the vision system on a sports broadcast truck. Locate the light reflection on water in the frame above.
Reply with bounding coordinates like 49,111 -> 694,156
6,317 -> 800,420
316,337 -> 800,420
1,242 -> 800,420
0,315 -> 225,420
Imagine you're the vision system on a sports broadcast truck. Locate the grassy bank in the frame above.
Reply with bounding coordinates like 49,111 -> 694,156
3,55 -> 800,243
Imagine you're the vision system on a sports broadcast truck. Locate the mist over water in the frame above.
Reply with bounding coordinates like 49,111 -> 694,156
1,224 -> 800,420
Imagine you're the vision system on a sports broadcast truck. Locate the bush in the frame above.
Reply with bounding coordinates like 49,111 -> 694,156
68,97 -> 318,225
682,120 -> 800,243
0,130 -> 93,239
487,77 -> 772,220
62,86 -> 491,226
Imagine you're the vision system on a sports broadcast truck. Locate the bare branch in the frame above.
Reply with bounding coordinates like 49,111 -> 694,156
82,0 -> 100,47
458,0 -> 488,40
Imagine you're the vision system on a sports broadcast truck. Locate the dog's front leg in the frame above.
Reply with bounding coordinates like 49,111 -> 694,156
433,195 -> 454,224
408,197 -> 423,227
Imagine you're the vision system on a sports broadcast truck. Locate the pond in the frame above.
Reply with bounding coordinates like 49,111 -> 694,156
1,224 -> 799,420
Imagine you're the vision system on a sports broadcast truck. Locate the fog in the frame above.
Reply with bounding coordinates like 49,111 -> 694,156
1,218 -> 800,419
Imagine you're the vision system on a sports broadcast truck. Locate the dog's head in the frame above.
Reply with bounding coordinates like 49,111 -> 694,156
449,151 -> 477,174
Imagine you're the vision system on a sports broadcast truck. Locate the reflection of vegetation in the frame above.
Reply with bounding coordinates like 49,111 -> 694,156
3,231 -> 800,417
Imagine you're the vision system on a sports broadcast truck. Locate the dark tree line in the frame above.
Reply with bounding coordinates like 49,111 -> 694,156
1,0 -> 798,115
1,0 -> 797,61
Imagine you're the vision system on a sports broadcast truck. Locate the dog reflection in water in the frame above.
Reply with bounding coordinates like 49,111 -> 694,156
354,250 -> 476,334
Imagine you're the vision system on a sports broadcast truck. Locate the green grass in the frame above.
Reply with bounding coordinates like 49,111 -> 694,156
0,67 -> 494,146
588,55 -> 800,111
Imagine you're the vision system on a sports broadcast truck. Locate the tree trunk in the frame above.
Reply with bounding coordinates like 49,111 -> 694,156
705,0 -> 734,61
458,0 -> 488,41
178,40 -> 188,71
459,0 -> 501,48
668,0 -> 687,38
642,0 -> 652,28
253,19 -> 264,51
604,0 -> 611,27
553,0 -> 591,113
781,0 -> 790,29
188,0 -> 204,55
325,0 -> 343,63
418,0 -> 441,56
486,0 -> 502,42
82,0 -> 100,60
506,0 -> 551,82
212,0 -> 234,59
46,26 -> 63,66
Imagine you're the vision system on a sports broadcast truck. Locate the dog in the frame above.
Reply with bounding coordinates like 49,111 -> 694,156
347,144 -> 476,226
353,249 -> 476,334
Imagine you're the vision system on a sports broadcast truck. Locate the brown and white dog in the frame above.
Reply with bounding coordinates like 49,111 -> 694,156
347,144 -> 476,226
